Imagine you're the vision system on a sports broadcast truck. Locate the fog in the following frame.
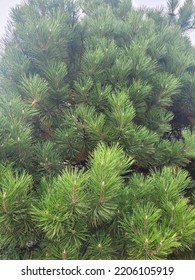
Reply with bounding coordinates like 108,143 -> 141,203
0,0 -> 194,44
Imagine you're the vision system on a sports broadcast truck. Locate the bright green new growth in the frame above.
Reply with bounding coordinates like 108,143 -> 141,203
0,165 -> 36,254
0,0 -> 195,259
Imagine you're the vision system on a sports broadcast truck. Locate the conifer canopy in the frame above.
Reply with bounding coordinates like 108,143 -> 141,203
0,0 -> 195,259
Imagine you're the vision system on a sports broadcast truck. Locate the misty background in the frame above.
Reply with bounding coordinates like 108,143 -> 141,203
0,0 -> 194,44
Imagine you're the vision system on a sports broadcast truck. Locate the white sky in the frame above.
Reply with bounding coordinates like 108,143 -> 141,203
0,0 -> 23,36
134,0 -> 172,8
0,0 -> 194,44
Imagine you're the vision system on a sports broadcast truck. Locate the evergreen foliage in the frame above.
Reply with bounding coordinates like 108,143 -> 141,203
0,0 -> 195,259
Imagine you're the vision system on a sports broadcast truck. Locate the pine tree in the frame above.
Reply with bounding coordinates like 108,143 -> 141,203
0,0 -> 195,260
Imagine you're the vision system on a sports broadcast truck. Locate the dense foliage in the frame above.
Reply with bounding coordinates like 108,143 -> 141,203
0,0 -> 195,259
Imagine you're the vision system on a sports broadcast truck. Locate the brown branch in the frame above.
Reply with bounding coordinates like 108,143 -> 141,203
151,240 -> 163,256
99,180 -> 105,203
144,238 -> 149,256
17,137 -> 21,158
3,192 -> 8,213
120,112 -> 125,132
62,249 -> 67,260
72,179 -> 77,207
144,238 -> 163,257
171,206 -> 175,224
